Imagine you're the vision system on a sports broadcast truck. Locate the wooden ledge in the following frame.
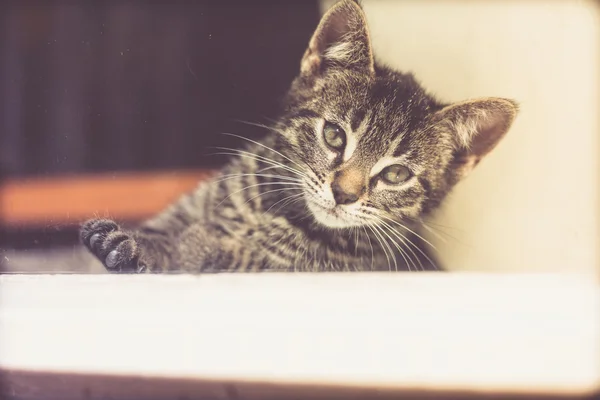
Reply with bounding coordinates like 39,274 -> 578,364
0,170 -> 215,227
0,273 -> 598,399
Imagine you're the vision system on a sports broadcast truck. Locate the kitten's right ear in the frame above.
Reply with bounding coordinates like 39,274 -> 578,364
433,97 -> 519,178
300,0 -> 375,77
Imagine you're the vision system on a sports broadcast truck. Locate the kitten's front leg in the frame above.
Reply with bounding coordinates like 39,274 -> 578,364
80,219 -> 166,273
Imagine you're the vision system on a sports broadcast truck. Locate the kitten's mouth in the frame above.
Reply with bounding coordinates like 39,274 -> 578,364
306,199 -> 359,229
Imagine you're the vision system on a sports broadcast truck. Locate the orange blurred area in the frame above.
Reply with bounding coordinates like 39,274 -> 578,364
0,170 -> 215,228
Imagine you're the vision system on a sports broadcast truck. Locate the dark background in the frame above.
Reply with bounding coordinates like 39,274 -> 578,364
0,0 -> 320,178
0,1 -> 320,253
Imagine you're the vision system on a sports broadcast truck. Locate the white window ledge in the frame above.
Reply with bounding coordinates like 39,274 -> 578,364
0,273 -> 599,399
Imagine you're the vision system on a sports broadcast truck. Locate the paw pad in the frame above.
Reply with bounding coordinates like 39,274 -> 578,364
105,250 -> 120,269
80,219 -> 142,273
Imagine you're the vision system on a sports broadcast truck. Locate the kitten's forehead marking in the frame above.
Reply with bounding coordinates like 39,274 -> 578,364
387,131 -> 409,158
343,111 -> 371,162
343,130 -> 357,163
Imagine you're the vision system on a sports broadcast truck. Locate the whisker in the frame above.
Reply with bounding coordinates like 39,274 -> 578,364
234,119 -> 285,135
361,225 -> 375,271
211,146 -> 306,175
256,166 -> 280,174
420,223 -> 448,244
417,219 -> 469,248
262,192 -> 304,217
378,213 -> 438,251
374,218 -> 416,272
275,195 -> 305,214
215,181 -> 303,209
369,221 -> 399,272
376,216 -> 438,271
216,150 -> 321,190
370,216 -> 422,272
366,223 -> 392,272
243,187 -> 303,207
220,132 -> 308,174
212,148 -> 308,179
214,173 -> 302,184
218,131 -> 324,190
420,218 -> 464,233
274,197 -> 307,221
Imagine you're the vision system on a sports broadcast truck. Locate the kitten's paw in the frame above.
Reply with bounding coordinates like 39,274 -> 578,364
80,219 -> 147,273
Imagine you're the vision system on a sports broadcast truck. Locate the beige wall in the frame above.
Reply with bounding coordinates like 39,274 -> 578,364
321,0 -> 599,275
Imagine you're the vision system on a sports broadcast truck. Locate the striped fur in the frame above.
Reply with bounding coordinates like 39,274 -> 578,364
80,0 -> 518,273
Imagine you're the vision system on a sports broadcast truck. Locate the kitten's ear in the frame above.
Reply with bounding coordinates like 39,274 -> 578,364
301,0 -> 375,77
435,98 -> 519,177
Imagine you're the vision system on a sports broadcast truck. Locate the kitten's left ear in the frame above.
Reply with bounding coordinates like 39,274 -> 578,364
301,0 -> 375,77
434,98 -> 519,177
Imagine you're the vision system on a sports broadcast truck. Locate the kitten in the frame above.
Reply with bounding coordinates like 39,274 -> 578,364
80,0 -> 518,273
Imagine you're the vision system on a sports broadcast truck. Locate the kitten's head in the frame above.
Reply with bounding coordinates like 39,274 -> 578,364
278,0 -> 518,229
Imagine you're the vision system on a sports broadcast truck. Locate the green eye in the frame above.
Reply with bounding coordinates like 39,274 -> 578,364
323,121 -> 346,151
380,165 -> 412,184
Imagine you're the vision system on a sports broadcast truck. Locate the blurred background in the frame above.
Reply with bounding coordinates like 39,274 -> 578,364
0,0 -> 321,272
1,0 -> 598,275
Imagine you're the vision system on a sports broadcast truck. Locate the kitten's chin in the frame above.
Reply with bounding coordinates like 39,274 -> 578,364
306,200 -> 359,229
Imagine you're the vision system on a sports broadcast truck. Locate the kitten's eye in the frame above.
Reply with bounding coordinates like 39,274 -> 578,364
323,121 -> 346,151
380,165 -> 412,184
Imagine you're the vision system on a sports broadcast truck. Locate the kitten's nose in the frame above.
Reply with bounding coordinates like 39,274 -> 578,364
331,181 -> 359,205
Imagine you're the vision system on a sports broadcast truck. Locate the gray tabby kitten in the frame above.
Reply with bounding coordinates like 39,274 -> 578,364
81,0 -> 518,273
